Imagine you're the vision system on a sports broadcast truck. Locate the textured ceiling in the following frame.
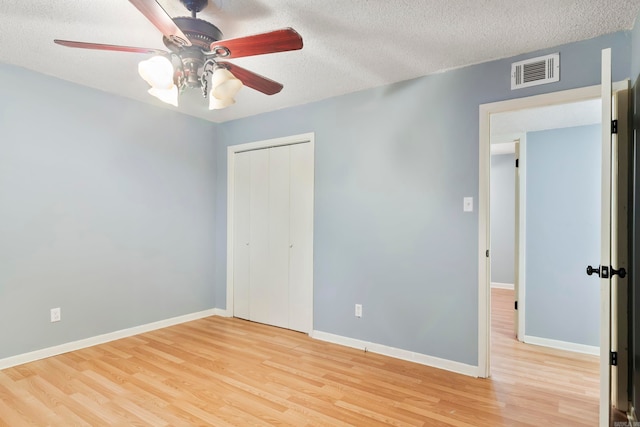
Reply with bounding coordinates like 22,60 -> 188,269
0,0 -> 638,123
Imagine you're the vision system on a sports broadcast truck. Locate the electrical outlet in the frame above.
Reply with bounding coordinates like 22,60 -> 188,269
50,307 -> 61,323
355,304 -> 362,318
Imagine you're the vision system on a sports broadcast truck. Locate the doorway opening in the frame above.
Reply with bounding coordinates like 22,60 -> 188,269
488,97 -> 602,423
491,98 -> 602,351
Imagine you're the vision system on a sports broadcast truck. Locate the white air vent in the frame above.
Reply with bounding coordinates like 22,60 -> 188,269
511,53 -> 559,90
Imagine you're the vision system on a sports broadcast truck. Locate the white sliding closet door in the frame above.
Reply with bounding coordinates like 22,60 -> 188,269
231,139 -> 313,333
288,143 -> 314,333
267,146 -> 291,329
232,152 -> 251,320
249,149 -> 270,325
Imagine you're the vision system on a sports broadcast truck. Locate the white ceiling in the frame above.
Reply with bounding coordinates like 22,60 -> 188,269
1,0 -> 638,123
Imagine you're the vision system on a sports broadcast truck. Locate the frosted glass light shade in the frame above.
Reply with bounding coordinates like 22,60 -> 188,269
138,56 -> 174,89
210,68 -> 242,100
148,85 -> 179,107
209,95 -> 235,110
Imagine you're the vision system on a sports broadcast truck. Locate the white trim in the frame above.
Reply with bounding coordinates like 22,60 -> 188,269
491,132 -> 526,145
226,132 -> 315,332
228,133 -> 315,154
490,141 -> 516,155
517,135 -> 527,341
490,282 -> 514,290
478,102 -> 491,379
478,80 -> 629,380
310,330 -> 479,378
0,308 -> 220,370
523,335 -> 600,356
212,308 -> 231,317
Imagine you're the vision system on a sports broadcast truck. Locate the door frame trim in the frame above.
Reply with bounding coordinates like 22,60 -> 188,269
226,132 -> 315,331
478,82 -> 627,379
490,133 -> 526,341
514,135 -> 526,342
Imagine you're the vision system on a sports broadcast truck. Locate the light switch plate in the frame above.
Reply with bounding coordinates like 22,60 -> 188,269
463,197 -> 473,212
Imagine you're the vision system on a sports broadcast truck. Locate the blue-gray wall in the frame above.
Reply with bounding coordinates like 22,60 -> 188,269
490,153 -> 515,285
216,32 -> 630,365
524,125 -> 601,347
0,64 -> 219,359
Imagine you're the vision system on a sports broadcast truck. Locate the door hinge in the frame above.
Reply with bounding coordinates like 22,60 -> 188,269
515,301 -> 518,310
486,249 -> 489,258
612,120 -> 618,134
515,158 -> 519,168
611,351 -> 618,366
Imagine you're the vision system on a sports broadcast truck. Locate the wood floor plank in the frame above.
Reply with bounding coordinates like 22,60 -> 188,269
0,397 -> 35,426
0,288 -> 598,425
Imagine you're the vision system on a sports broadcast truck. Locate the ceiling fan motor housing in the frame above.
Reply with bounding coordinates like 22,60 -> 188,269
161,14 -> 224,92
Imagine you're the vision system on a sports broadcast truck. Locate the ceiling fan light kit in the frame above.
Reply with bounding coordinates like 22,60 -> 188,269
210,67 -> 242,99
148,85 -> 179,106
138,55 -> 175,89
54,0 -> 303,110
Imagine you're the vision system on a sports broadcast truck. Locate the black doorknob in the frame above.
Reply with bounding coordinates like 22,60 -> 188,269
586,265 -> 600,277
611,267 -> 627,279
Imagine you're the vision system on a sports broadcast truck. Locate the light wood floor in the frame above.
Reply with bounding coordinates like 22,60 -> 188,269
0,288 -> 599,426
489,288 -> 599,426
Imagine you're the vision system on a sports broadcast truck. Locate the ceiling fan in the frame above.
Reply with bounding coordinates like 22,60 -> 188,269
54,0 -> 303,109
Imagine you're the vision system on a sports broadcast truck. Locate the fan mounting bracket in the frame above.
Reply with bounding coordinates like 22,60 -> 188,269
180,0 -> 208,13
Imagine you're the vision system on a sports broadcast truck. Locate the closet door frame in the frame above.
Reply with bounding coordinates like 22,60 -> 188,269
226,132 -> 315,332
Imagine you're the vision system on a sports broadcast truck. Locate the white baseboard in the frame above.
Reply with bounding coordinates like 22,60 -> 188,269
523,334 -> 599,355
310,330 -> 479,377
212,308 -> 231,317
0,308 -> 222,370
491,282 -> 514,290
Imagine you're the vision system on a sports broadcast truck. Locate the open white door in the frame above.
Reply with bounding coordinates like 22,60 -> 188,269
587,49 -> 613,427
598,48 -> 631,426
598,47 -> 612,427
611,85 -> 631,413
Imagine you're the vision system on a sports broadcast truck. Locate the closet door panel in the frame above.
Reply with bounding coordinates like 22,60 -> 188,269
249,149 -> 270,324
268,146 -> 291,329
288,142 -> 314,333
232,152 -> 251,320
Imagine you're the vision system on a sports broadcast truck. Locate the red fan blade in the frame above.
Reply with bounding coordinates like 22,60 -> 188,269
210,28 -> 302,59
218,61 -> 283,95
54,39 -> 167,54
129,0 -> 191,47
